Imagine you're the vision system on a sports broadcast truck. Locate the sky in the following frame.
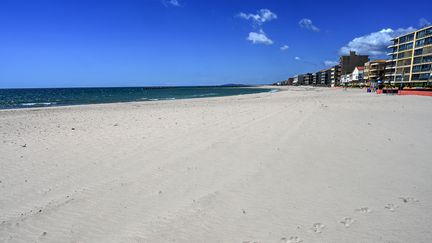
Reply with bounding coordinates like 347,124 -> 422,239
0,0 -> 431,88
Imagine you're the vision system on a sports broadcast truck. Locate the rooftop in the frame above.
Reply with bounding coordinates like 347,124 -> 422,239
391,25 -> 432,41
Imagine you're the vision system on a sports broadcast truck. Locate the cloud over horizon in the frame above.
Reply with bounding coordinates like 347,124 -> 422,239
299,18 -> 320,32
339,27 -> 416,56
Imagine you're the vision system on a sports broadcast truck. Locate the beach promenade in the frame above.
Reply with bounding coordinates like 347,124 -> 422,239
1,87 -> 432,242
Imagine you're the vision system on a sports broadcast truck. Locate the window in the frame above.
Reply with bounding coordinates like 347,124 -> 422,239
399,34 -> 414,44
413,55 -> 432,64
419,73 -> 431,80
416,37 -> 432,47
414,57 -> 422,64
416,39 -> 425,47
414,48 -> 423,56
422,64 -> 431,71
412,65 -> 422,72
397,53 -> 405,58
423,55 -> 432,63
399,42 -> 413,51
416,27 -> 432,39
412,64 -> 431,73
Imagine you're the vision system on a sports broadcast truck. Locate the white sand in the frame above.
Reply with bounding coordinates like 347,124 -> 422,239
1,87 -> 432,242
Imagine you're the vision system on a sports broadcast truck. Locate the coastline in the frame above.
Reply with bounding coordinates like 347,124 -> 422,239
1,86 -> 432,242
0,86 -> 278,111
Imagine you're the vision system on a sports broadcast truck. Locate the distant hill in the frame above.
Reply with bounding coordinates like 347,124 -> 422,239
220,83 -> 251,87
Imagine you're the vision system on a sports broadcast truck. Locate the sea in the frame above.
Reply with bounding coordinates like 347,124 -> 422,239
0,86 -> 276,109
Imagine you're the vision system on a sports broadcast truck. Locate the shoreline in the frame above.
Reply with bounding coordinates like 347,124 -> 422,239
0,86 -> 280,112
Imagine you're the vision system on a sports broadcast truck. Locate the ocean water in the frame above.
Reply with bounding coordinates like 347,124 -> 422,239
0,86 -> 276,109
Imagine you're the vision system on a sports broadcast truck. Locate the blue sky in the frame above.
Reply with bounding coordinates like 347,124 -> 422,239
0,0 -> 431,88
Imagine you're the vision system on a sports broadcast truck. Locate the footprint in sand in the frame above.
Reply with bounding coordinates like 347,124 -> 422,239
340,217 -> 355,228
280,236 -> 303,243
384,203 -> 397,212
355,207 -> 372,213
311,223 -> 325,233
399,197 -> 419,203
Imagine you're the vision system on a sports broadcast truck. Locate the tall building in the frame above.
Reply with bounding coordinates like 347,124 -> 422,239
319,68 -> 332,86
313,71 -> 322,86
364,60 -> 386,85
387,25 -> 432,85
340,51 -> 369,76
330,65 -> 341,87
384,59 -> 396,83
287,77 -> 294,85
303,73 -> 313,85
293,75 -> 304,85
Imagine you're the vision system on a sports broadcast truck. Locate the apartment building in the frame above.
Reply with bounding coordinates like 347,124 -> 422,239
340,51 -> 369,76
319,68 -> 332,86
293,75 -> 304,85
287,77 -> 294,85
364,60 -> 386,85
330,65 -> 341,87
313,71 -> 322,86
303,73 -> 313,85
387,25 -> 432,85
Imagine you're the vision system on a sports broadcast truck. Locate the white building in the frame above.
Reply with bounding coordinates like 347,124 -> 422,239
351,66 -> 365,85
340,73 -> 352,85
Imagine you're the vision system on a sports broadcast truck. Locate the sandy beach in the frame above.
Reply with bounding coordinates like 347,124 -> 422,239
1,86 -> 432,242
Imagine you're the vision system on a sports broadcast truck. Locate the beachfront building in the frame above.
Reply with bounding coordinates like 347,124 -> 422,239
287,77 -> 294,85
387,25 -> 432,86
313,71 -> 322,86
293,75 -> 305,85
364,60 -> 386,86
303,73 -> 313,85
330,65 -> 341,87
319,68 -> 332,86
384,59 -> 396,84
340,51 -> 369,78
351,66 -> 365,86
340,73 -> 352,86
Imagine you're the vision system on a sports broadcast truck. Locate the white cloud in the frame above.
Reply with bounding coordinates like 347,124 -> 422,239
280,45 -> 289,51
299,18 -> 320,32
339,27 -> 415,56
324,60 -> 338,66
419,18 -> 431,27
238,9 -> 277,26
294,56 -> 301,60
247,30 -> 273,45
162,0 -> 180,7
